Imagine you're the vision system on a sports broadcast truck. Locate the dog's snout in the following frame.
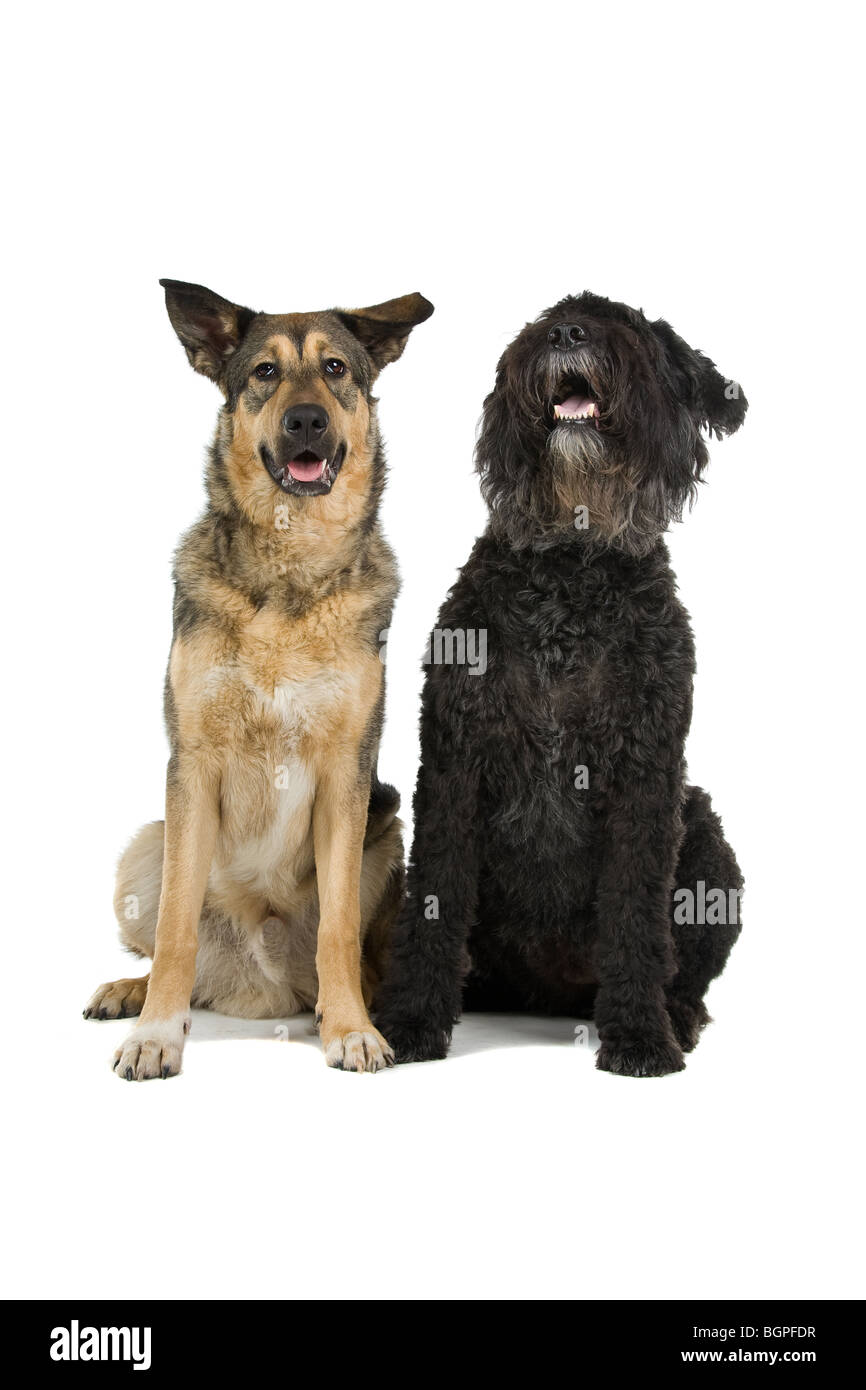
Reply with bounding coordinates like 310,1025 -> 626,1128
548,323 -> 587,350
282,403 -> 329,444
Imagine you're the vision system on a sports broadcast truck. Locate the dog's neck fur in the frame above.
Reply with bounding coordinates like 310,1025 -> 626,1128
485,512 -> 665,559
483,518 -> 671,575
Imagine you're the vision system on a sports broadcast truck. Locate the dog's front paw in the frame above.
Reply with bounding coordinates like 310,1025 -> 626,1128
376,1018 -> 451,1064
112,1015 -> 189,1081
596,1037 -> 685,1078
323,1027 -> 395,1073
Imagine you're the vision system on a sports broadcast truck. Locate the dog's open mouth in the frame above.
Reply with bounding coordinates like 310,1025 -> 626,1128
287,450 -> 326,484
552,375 -> 601,428
260,443 -> 347,497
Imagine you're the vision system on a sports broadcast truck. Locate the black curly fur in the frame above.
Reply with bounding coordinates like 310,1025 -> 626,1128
375,292 -> 746,1077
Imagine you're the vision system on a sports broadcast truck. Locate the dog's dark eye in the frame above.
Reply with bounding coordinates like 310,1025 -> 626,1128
254,362 -> 276,380
324,359 -> 346,377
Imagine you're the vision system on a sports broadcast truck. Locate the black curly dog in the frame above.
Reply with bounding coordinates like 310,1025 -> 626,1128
376,292 -> 747,1077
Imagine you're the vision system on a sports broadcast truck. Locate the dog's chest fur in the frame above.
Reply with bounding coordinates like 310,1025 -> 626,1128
440,534 -> 694,910
168,580 -> 384,912
481,574 -> 614,859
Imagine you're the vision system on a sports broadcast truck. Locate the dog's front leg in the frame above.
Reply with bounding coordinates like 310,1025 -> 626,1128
593,772 -> 686,1078
113,758 -> 218,1081
374,725 -> 481,1064
314,766 -> 394,1073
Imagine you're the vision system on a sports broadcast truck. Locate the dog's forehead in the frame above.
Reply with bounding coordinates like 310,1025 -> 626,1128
537,293 -> 647,330
238,311 -> 363,367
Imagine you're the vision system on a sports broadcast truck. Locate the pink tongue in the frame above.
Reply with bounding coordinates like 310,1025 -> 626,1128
557,395 -> 593,415
288,458 -> 325,482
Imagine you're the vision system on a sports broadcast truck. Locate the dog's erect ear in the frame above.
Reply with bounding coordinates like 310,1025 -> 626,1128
335,293 -> 434,370
652,318 -> 748,438
160,279 -> 257,383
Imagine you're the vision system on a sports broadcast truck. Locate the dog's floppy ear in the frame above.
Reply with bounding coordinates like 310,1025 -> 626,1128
160,279 -> 257,383
652,318 -> 748,439
336,293 -> 434,371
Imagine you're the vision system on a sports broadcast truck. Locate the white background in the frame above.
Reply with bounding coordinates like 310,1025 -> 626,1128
3,0 -> 863,1301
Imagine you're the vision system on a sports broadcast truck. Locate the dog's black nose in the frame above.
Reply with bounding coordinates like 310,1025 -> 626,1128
548,323 -> 587,349
282,403 -> 329,443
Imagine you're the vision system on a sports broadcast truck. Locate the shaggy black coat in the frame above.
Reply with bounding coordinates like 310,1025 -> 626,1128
375,292 -> 746,1076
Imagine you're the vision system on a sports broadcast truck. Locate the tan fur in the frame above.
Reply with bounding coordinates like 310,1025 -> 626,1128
224,331 -> 373,536
89,293 -> 427,1079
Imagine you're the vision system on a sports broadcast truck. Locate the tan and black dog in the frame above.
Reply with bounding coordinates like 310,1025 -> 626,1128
85,279 -> 432,1078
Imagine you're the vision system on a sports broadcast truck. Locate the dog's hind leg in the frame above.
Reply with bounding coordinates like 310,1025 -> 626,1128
84,975 -> 150,1020
667,785 -> 744,1052
85,819 -> 296,1024
83,820 -> 164,1019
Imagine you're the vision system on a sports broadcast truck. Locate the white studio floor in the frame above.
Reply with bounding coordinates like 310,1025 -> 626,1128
4,925 -> 855,1303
